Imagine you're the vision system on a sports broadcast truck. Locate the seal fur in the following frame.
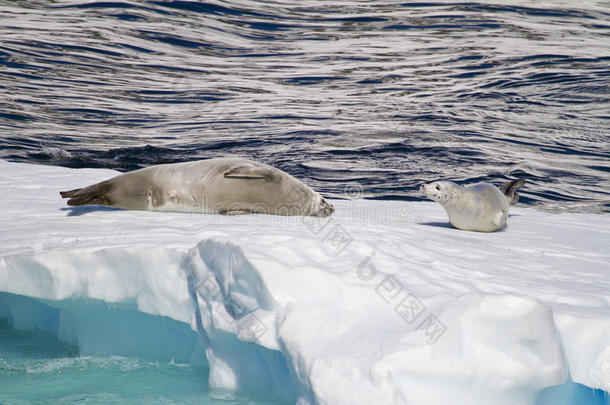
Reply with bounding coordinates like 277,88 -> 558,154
420,178 -> 525,232
61,158 -> 334,217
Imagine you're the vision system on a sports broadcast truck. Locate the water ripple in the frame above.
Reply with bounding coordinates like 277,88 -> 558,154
0,0 -> 608,212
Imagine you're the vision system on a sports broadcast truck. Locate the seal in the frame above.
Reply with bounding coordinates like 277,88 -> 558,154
420,178 -> 525,232
60,158 -> 334,217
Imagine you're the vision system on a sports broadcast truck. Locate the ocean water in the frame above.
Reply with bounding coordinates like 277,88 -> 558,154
0,321 -> 287,405
0,298 -> 290,405
1,1 -> 609,403
0,0 -> 609,212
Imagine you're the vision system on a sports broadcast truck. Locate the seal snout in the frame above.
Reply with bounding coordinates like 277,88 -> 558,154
420,182 -> 433,196
323,198 -> 335,216
420,181 -> 446,202
316,197 -> 335,217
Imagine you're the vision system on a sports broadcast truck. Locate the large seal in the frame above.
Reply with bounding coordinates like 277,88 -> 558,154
420,179 -> 525,232
60,158 -> 334,217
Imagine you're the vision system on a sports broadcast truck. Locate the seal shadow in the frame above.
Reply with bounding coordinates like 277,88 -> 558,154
61,205 -> 124,217
418,221 -> 455,229
419,221 -> 510,232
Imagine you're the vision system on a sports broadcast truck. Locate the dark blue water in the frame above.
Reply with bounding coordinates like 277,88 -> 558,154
0,1 -> 608,212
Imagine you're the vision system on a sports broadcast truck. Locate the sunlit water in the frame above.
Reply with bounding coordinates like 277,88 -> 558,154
1,1 -> 610,403
1,0 -> 609,211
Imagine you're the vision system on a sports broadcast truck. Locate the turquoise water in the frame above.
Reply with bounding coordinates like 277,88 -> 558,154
0,294 -> 290,405
0,319 -> 287,405
536,381 -> 610,405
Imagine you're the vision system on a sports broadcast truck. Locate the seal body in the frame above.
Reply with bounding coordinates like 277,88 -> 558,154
420,179 -> 525,232
60,158 -> 334,217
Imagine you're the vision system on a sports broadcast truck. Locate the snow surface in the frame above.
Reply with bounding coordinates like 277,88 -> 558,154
0,159 -> 608,405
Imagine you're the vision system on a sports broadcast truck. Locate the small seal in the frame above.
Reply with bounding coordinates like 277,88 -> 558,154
420,178 -> 526,232
60,158 -> 334,217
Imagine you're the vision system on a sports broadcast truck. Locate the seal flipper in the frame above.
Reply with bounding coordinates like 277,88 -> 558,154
60,181 -> 113,206
218,209 -> 252,215
224,165 -> 279,182
59,188 -> 82,198
500,178 -> 526,206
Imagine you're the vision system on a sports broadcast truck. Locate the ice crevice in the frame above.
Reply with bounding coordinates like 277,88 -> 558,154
183,240 -> 295,399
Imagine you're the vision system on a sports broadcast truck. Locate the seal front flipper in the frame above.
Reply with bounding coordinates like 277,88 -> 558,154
218,209 -> 252,215
500,178 -> 526,205
223,165 -> 280,182
60,181 -> 113,206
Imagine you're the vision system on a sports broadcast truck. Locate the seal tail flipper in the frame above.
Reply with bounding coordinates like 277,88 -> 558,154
500,178 -> 526,206
59,188 -> 82,198
59,181 -> 112,206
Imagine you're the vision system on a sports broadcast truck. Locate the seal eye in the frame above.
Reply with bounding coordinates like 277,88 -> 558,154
435,185 -> 440,191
